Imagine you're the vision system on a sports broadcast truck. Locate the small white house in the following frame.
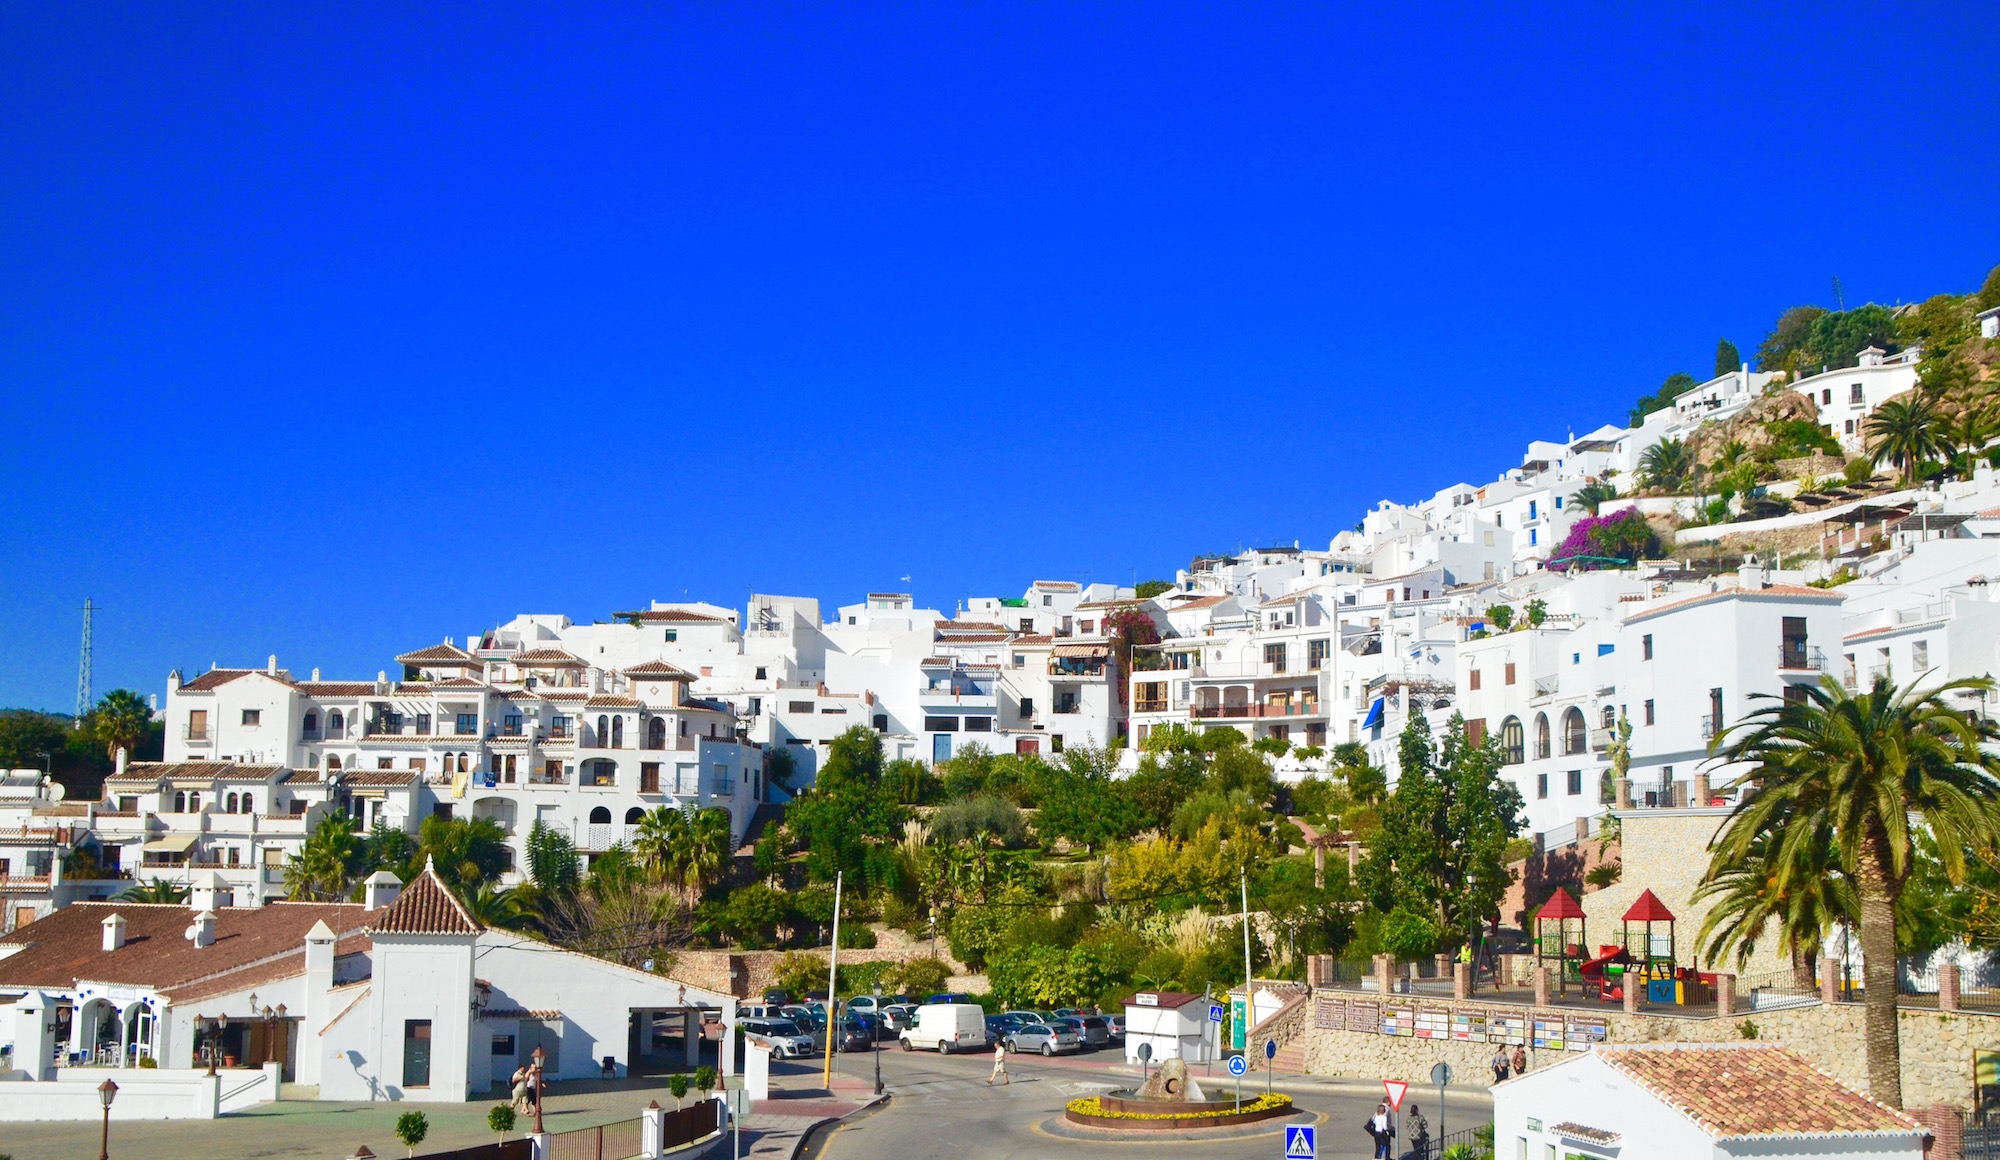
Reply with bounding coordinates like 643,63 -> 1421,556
1493,1042 -> 1926,1160
1121,990 -> 1216,1065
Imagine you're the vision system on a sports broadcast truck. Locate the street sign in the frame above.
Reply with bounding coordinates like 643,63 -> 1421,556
1138,1042 -> 1153,1062
1265,1039 -> 1278,1060
1431,1061 -> 1453,1086
1383,1079 -> 1409,1110
1228,1055 -> 1248,1077
1284,1124 -> 1316,1158
1209,1004 -> 1226,1023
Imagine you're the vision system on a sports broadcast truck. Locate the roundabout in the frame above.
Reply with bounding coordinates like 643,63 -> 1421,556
1056,1058 -> 1302,1135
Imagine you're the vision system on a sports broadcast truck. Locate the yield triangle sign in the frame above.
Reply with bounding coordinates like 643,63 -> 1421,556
1284,1124 -> 1317,1158
1383,1079 -> 1409,1110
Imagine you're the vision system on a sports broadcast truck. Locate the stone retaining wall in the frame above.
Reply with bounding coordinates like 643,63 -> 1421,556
674,938 -> 964,999
1291,989 -> 1999,1110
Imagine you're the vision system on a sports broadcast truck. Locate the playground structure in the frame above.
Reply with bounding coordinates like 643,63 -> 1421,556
1533,888 -> 1716,1006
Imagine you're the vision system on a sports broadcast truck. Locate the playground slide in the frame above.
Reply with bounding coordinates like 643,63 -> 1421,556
1578,946 -> 1632,997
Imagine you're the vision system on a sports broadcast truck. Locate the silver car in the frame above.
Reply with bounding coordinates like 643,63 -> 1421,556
739,1018 -> 815,1059
1006,1020 -> 1081,1056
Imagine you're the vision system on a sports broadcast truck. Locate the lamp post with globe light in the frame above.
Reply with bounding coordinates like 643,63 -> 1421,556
96,1078 -> 117,1160
871,981 -> 883,1095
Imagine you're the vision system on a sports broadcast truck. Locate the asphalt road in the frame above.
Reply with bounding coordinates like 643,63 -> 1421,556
814,1045 -> 1491,1160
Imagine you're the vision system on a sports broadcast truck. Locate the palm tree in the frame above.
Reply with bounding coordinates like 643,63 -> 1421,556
1572,481 -> 1618,515
285,813 -> 362,901
633,805 -> 689,883
1866,397 -> 1949,484
1942,405 -> 1995,477
93,689 -> 153,762
455,881 -> 540,931
678,809 -> 733,901
1638,438 -> 1696,493
1694,822 -> 1852,989
118,879 -> 189,903
1709,675 -> 2000,1107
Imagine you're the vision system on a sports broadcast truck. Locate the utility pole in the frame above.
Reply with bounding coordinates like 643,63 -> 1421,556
75,598 -> 95,728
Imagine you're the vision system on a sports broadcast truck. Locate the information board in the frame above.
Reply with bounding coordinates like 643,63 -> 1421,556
1565,1016 -> 1608,1051
1488,1013 -> 1527,1046
1450,1008 -> 1486,1041
1314,997 -> 1346,1031
1382,1004 -> 1416,1037
1531,1014 -> 1565,1051
1414,1005 -> 1450,1040
1345,1000 -> 1380,1034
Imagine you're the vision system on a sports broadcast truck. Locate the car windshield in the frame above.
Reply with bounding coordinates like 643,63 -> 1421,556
769,1021 -> 802,1036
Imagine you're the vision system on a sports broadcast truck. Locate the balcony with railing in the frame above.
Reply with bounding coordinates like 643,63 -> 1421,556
1779,644 -> 1828,672
1133,699 -> 1170,713
1190,701 -> 1324,720
1700,715 -> 1721,741
182,725 -> 211,744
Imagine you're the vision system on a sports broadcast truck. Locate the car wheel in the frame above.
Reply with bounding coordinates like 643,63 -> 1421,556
900,1038 -> 912,1052
1042,1043 -> 1054,1057
940,1040 -> 952,1056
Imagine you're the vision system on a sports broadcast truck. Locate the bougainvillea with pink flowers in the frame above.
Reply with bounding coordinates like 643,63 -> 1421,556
1548,509 -> 1659,571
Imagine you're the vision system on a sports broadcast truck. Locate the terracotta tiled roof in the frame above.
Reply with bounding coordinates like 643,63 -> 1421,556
178,668 -> 297,692
109,761 -> 286,785
1594,1044 -> 1922,1140
297,682 -> 380,697
165,929 -> 371,1003
584,695 -> 642,708
1164,596 -> 1229,612
0,901 -> 366,991
615,609 -> 727,623
430,677 -> 487,688
1624,583 -> 1844,625
920,656 -> 956,668
395,642 -> 475,665
335,770 -> 420,787
941,621 -> 1006,632
1032,580 -> 1081,591
482,1008 -> 563,1021
537,689 -> 590,701
1012,634 -> 1054,645
623,660 -> 695,680
365,863 -> 481,936
513,648 -> 586,666
1549,1122 -> 1619,1145
936,632 -> 1006,643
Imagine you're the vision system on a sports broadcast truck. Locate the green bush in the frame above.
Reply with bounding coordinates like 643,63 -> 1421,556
488,1104 -> 516,1138
667,1073 -> 691,1106
837,923 -> 877,950
1843,457 -> 1874,486
1379,904 -> 1441,960
694,1065 -> 717,1094
395,1110 -> 429,1157
896,956 -> 952,996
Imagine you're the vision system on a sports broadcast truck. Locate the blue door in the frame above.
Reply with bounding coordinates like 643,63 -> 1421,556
932,734 -> 952,763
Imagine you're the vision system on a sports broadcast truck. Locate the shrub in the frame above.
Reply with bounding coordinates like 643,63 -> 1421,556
137,1056 -> 157,1069
837,923 -> 877,950
1379,904 -> 1441,960
694,1065 -> 717,1095
896,956 -> 952,996
1738,1018 -> 1760,1040
1843,457 -> 1874,486
488,1104 -> 516,1138
395,1110 -> 429,1158
667,1073 -> 691,1107
772,950 -> 830,998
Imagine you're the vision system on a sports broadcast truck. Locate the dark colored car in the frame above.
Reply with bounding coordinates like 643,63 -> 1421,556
926,992 -> 975,1004
762,989 -> 793,1007
836,1018 -> 873,1052
1074,1016 -> 1112,1048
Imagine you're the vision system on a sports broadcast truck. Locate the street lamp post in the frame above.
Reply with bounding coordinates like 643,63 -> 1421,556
96,1077 -> 117,1160
204,1015 -> 228,1078
530,1046 -> 546,1135
870,982 -> 883,1096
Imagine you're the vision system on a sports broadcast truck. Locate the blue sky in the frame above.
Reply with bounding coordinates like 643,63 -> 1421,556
3,3 -> 1997,711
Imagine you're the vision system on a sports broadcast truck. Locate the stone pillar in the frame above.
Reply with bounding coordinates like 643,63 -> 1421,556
1453,962 -> 1472,1001
1373,953 -> 1394,997
1692,772 -> 1711,806
1434,953 -> 1453,981
720,996 -> 738,1077
528,1132 -> 549,1160
1615,777 -> 1632,809
1940,963 -> 1962,1013
1533,967 -> 1552,1009
1715,972 -> 1736,1018
1622,976 -> 1641,1014
1314,844 -> 1326,890
1821,963 -> 1842,1005
640,1101 -> 666,1159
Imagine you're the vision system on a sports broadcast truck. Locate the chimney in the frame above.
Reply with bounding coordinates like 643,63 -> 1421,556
188,909 -> 217,949
102,913 -> 127,952
114,747 -> 128,779
190,871 -> 233,913
168,670 -> 182,692
375,671 -> 388,695
312,667 -> 322,682
363,870 -> 403,911
148,693 -> 157,712
268,654 -> 278,675
1738,554 -> 1765,591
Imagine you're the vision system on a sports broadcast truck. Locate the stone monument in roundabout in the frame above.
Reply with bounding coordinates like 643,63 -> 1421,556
1062,1057 -> 1297,1133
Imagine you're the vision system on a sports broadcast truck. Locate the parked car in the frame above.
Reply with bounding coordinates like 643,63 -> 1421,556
881,1004 -> 919,1034
925,992 -> 976,1005
762,989 -> 793,1007
1073,1016 -> 1112,1048
1002,1009 -> 1055,1026
1006,1020 -> 1081,1056
900,1003 -> 988,1054
836,1018 -> 874,1052
739,1018 -> 815,1059
1107,1015 -> 1125,1041
1054,1007 -> 1095,1020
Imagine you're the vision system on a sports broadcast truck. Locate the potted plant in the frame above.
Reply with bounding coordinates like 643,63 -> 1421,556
694,1064 -> 716,1101
488,1103 -> 516,1143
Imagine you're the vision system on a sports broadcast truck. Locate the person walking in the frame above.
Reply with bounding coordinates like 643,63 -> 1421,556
509,1064 -> 531,1112
986,1040 -> 1009,1086
1490,1046 -> 1510,1084
1365,1101 -> 1395,1159
1511,1045 -> 1528,1076
1405,1102 -> 1430,1159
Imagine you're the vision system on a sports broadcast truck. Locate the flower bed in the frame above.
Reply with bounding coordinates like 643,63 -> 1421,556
1064,1092 -> 1294,1131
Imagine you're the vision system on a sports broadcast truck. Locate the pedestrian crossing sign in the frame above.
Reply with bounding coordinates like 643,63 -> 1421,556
1284,1124 -> 1316,1158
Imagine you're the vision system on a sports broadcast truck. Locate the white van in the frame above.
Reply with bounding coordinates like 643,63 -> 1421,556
899,1003 -> 988,1054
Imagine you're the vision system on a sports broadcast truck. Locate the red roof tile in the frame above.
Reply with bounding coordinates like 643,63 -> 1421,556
395,642 -> 475,665
0,901 -> 366,991
1623,889 -> 1676,923
365,863 -> 481,936
1595,1044 -> 1921,1139
623,660 -> 695,680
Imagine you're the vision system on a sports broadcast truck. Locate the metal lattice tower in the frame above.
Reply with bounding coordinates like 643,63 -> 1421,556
74,597 -> 94,727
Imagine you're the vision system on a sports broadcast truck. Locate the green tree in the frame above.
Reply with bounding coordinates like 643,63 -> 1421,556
1630,372 -> 1699,425
1801,304 -> 1900,371
931,795 -> 1026,900
763,744 -> 797,794
1896,294 -> 1977,359
1485,605 -> 1514,633
1572,481 -> 1618,515
1032,762 -> 1142,853
1979,262 -> 2000,311
119,879 -> 189,903
456,881 -> 539,931
285,812 -> 362,900
525,819 -> 579,893
488,1104 -> 516,1141
1866,396 -> 1948,484
1638,438 -> 1697,492
1120,751 -> 1205,830
92,690 -> 153,762
1756,305 -> 1828,372
1708,675 -> 2000,1107
1715,337 -> 1741,377
395,1110 -> 429,1158
416,815 -> 511,887
1133,579 -> 1174,599
1694,822 -> 1849,989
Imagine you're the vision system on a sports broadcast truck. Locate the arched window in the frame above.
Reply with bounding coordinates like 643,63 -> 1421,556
175,790 -> 187,812
188,791 -> 201,811
624,806 -> 645,824
1563,707 -> 1587,755
1534,714 -> 1551,760
589,806 -> 612,824
328,755 -> 342,772
303,712 -> 318,735
1601,704 -> 1616,729
611,716 -> 624,748
240,793 -> 254,814
329,709 -> 344,735
597,715 -> 610,746
1500,716 -> 1524,765
230,793 -> 242,813
648,717 -> 665,750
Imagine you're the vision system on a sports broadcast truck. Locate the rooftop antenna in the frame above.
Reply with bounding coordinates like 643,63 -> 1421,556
74,597 -> 95,728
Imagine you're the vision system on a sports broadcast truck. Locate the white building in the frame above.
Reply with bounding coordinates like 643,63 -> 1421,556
1793,345 -> 1922,451
1119,990 -> 1217,1065
1493,1043 -> 1925,1160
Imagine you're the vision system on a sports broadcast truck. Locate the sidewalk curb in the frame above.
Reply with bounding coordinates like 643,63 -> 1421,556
786,1093 -> 888,1160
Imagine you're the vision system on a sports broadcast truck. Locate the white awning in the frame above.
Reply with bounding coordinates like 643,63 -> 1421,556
143,833 -> 199,853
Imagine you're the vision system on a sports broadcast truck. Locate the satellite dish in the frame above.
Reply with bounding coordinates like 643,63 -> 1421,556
46,782 -> 64,802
